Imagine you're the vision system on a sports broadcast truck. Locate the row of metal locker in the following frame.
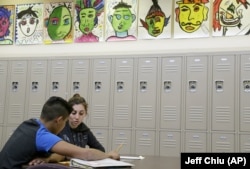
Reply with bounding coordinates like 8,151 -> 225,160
0,54 -> 250,156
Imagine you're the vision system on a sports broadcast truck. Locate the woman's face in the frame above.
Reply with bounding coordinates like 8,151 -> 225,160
69,104 -> 87,129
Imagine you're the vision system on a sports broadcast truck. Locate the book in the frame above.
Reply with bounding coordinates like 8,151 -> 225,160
70,158 -> 134,168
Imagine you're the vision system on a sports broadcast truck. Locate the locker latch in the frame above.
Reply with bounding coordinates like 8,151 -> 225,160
52,82 -> 59,91
243,80 -> 250,92
189,81 -> 197,92
12,82 -> 18,92
73,81 -> 80,92
140,81 -> 147,92
164,81 -> 171,92
95,81 -> 102,92
215,80 -> 223,92
32,81 -> 38,92
117,81 -> 124,92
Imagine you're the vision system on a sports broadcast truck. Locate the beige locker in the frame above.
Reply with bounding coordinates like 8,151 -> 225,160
26,60 -> 48,119
136,58 -> 157,129
112,129 -> 132,155
89,59 -> 111,127
135,130 -> 155,155
6,61 -> 28,124
184,131 -> 207,152
160,131 -> 181,157
0,61 -> 8,124
91,128 -> 109,152
240,55 -> 250,132
160,57 -> 182,129
113,58 -> 134,128
185,56 -> 208,130
0,125 -> 3,150
212,55 -> 235,131
48,59 -> 69,99
212,133 -> 235,152
239,134 -> 250,152
69,59 -> 90,98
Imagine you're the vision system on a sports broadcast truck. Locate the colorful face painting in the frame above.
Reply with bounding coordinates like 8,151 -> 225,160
105,0 -> 138,42
15,3 -> 43,45
74,0 -> 104,42
213,0 -> 250,36
0,5 -> 14,45
44,2 -> 73,44
174,0 -> 210,39
138,0 -> 171,39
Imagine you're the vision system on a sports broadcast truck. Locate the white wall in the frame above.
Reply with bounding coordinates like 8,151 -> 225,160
2,35 -> 250,58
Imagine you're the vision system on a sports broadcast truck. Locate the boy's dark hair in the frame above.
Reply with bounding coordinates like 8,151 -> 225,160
41,96 -> 72,121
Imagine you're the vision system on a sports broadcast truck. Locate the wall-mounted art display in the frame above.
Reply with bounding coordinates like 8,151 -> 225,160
138,0 -> 172,40
0,5 -> 14,45
105,0 -> 138,42
212,0 -> 250,37
173,0 -> 210,39
74,0 -> 105,42
15,3 -> 43,45
43,2 -> 74,44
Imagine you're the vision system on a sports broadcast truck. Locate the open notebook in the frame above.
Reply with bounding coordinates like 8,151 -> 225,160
70,158 -> 134,168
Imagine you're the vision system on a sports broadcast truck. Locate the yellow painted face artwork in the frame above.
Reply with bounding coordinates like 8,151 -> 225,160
178,3 -> 208,33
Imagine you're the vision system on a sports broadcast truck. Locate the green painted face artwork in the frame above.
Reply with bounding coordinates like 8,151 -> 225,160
47,6 -> 72,40
111,7 -> 134,33
79,8 -> 96,34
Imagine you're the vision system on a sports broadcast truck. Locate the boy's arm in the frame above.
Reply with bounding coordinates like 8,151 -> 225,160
51,140 -> 120,161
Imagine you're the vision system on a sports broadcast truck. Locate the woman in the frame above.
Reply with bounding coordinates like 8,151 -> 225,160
58,94 -> 105,152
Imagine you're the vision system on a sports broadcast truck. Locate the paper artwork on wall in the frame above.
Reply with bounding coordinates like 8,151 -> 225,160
43,2 -> 74,44
105,0 -> 138,42
15,3 -> 43,45
212,0 -> 250,37
138,0 -> 172,40
173,0 -> 210,39
0,5 -> 15,45
74,0 -> 105,43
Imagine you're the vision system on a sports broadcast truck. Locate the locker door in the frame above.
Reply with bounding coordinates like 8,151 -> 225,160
113,58 -> 134,128
48,60 -> 69,99
26,60 -> 48,119
0,61 -> 8,124
240,55 -> 250,132
91,128 -> 109,151
112,129 -> 132,155
136,58 -> 157,129
90,59 -> 111,127
185,56 -> 208,130
2,125 -> 18,148
160,57 -> 182,129
240,134 -> 250,152
212,55 -> 235,131
160,131 -> 181,157
135,130 -> 155,155
69,59 -> 90,98
212,133 -> 235,152
7,61 -> 27,124
185,132 -> 207,152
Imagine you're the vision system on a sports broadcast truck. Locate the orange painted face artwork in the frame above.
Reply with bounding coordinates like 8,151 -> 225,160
178,3 -> 208,33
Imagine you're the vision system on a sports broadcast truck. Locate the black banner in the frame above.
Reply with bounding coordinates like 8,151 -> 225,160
181,153 -> 250,169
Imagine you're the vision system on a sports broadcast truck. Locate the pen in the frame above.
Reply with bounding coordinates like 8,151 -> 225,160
115,143 -> 123,153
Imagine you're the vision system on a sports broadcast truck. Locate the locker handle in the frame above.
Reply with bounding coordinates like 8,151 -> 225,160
117,81 -> 124,92
12,82 -> 18,92
215,80 -> 223,92
73,81 -> 80,91
52,82 -> 59,91
95,81 -> 102,92
243,80 -> 250,92
189,81 -> 197,92
32,81 -> 38,92
140,81 -> 147,92
164,81 -> 171,92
